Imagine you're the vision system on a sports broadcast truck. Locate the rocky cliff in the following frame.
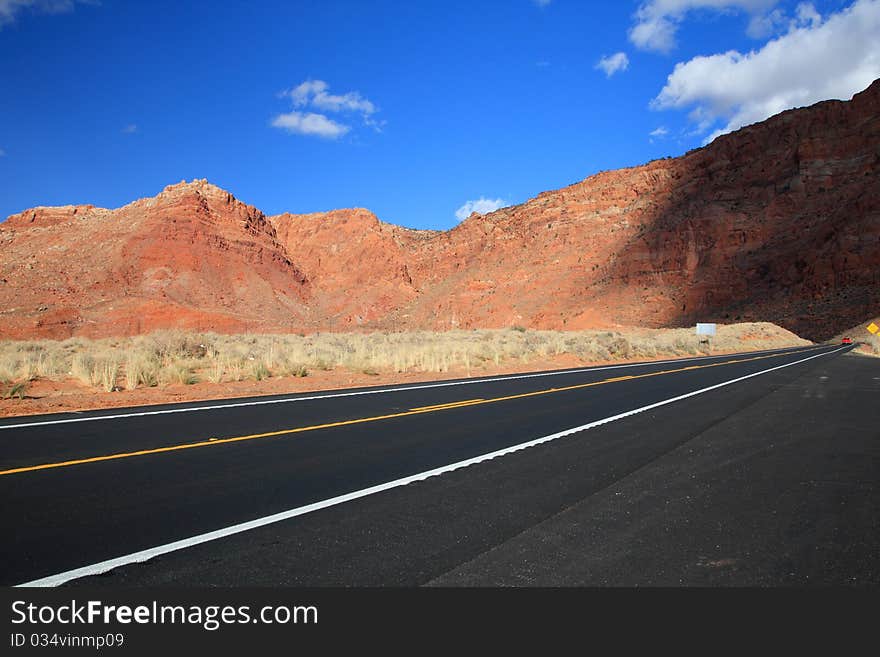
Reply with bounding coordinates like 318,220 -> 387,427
1,180 -> 309,337
2,80 -> 878,341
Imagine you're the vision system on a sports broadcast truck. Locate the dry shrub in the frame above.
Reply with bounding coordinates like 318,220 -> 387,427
125,353 -> 159,390
162,363 -> 198,386
0,322 -> 812,392
4,381 -> 28,399
99,360 -> 120,392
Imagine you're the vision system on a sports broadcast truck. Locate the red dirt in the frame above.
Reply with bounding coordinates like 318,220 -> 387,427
2,79 -> 878,343
0,344 -> 798,419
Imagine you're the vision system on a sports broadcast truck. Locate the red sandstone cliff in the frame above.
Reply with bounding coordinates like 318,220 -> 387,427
0,180 -> 309,337
2,80 -> 878,341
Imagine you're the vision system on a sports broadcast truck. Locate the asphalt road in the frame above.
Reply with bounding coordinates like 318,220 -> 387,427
1,343 -> 876,586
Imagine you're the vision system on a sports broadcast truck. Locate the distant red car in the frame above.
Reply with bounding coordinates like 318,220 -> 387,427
841,337 -> 853,344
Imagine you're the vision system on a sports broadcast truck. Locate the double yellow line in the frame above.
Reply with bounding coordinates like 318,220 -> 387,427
0,349 -> 809,477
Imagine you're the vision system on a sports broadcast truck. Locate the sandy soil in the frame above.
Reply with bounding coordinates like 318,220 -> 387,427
0,346 -> 804,419
833,316 -> 879,357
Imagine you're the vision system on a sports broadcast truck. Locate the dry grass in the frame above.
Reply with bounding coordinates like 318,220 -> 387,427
0,323 -> 810,392
859,334 -> 880,356
4,381 -> 29,399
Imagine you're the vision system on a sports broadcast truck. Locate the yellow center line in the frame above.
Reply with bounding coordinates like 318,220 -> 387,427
0,349 -> 799,477
410,399 -> 485,411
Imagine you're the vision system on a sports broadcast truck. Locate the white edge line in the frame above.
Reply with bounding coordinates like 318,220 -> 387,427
0,345 -> 825,430
17,345 -> 844,587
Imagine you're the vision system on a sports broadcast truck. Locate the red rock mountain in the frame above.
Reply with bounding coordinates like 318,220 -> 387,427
2,80 -> 878,341
0,182 -> 309,337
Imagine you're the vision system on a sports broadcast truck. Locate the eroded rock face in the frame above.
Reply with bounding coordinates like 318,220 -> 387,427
0,180 -> 309,338
269,208 -> 422,329
591,80 -> 880,340
2,82 -> 878,341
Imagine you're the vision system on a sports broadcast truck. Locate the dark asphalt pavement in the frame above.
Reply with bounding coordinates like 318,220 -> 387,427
1,343 -> 875,586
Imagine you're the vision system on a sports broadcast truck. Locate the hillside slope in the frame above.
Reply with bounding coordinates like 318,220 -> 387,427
0,180 -> 309,338
2,80 -> 878,341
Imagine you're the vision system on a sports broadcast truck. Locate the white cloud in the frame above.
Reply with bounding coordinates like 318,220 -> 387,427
629,0 -> 780,52
455,197 -> 507,221
595,52 -> 630,77
746,8 -> 785,37
0,0 -> 93,28
287,79 -> 376,116
649,126 -> 670,143
273,79 -> 381,139
122,124 -> 137,134
652,0 -> 880,144
794,1 -> 821,27
742,1 -> 819,38
271,111 -> 350,139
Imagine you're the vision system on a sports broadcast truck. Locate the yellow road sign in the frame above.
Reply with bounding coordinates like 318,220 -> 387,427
868,322 -> 879,335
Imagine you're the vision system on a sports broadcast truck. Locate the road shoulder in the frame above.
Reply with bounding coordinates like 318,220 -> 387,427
427,353 -> 879,586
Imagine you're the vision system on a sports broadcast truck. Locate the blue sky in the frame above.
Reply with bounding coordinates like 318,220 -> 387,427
0,0 -> 877,229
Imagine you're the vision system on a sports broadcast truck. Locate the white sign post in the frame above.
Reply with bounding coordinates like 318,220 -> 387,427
695,323 -> 717,336
696,323 -> 716,349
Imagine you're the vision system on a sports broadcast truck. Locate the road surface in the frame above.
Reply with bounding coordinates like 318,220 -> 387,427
1,343 -> 876,586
